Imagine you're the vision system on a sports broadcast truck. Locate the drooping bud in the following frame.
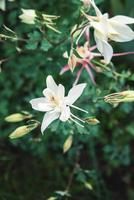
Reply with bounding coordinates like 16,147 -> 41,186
84,181 -> 93,190
63,135 -> 73,153
9,122 -> 39,139
85,117 -> 100,125
5,112 -> 33,122
104,90 -> 134,105
68,53 -> 77,72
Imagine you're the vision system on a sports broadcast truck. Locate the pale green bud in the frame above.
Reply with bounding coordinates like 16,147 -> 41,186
85,117 -> 100,125
9,123 -> 39,139
5,112 -> 33,122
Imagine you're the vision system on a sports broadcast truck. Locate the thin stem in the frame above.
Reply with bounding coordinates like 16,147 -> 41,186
65,145 -> 80,200
90,45 -> 97,51
113,51 -> 134,57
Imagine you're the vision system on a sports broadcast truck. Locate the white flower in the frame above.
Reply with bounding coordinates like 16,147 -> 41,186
19,9 -> 37,24
0,0 -> 14,11
83,0 -> 134,63
30,75 -> 87,133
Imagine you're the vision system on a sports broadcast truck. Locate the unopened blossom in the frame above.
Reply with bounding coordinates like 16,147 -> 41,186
19,9 -> 37,24
82,0 -> 134,63
30,75 -> 87,133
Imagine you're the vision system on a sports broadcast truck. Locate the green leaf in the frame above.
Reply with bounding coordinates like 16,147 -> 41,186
40,40 -> 52,52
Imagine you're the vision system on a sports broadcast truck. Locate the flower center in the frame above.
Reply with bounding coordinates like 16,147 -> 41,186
49,95 -> 60,107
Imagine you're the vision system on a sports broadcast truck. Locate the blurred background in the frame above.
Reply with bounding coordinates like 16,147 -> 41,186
0,0 -> 134,199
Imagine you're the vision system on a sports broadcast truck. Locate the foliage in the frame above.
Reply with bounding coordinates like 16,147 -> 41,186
0,0 -> 134,199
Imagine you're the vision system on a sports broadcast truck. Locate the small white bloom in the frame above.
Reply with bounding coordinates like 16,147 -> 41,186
0,0 -> 6,10
0,0 -> 14,11
19,9 -> 37,24
83,0 -> 134,63
30,75 -> 87,133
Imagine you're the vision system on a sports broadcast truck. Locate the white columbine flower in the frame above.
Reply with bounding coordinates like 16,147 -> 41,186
30,75 -> 87,133
83,0 -> 134,63
19,9 -> 37,24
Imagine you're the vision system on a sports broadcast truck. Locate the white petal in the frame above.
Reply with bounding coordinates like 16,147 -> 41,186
41,111 -> 60,133
46,75 -> 58,91
91,14 -> 109,39
60,106 -> 70,122
43,88 -> 54,99
65,83 -> 86,105
108,22 -> 134,42
30,98 -> 52,112
57,84 -> 65,100
110,15 -> 134,24
90,0 -> 102,17
94,30 -> 113,64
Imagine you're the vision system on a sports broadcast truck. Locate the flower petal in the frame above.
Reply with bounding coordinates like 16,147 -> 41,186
46,75 -> 58,91
43,88 -> 54,99
109,15 -> 134,24
65,83 -> 86,105
60,106 -> 70,122
94,30 -> 113,64
57,84 -> 65,100
30,98 -> 53,112
108,22 -> 134,42
41,111 -> 60,133
90,0 -> 102,17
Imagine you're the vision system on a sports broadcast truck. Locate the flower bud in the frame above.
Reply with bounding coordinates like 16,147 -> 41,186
68,53 -> 77,72
9,123 -> 39,139
5,112 -> 32,122
104,90 -> 134,105
85,117 -> 100,125
63,135 -> 73,153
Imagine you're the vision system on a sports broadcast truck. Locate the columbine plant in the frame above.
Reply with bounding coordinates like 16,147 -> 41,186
30,75 -> 88,133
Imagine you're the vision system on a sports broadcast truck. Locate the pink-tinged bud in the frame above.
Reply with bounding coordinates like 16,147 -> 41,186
68,54 -> 77,72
